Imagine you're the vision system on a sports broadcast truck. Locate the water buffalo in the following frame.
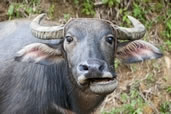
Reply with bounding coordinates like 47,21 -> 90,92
0,14 -> 163,114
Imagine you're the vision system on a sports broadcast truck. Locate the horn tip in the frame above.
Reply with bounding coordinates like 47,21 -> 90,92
38,13 -> 47,19
127,15 -> 136,21
40,13 -> 47,17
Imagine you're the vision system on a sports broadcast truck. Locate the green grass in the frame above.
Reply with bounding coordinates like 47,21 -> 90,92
102,87 -> 145,114
161,8 -> 171,51
101,0 -> 120,7
114,59 -> 120,70
7,0 -> 41,20
160,101 -> 171,114
81,0 -> 95,16
166,86 -> 171,94
102,75 -> 171,114
48,4 -> 55,19
63,13 -> 71,21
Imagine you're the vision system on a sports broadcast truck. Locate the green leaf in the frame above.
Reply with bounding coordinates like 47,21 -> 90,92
8,4 -> 15,16
101,0 -> 108,4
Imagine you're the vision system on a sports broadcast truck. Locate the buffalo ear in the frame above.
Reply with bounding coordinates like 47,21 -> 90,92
15,43 -> 64,65
116,40 -> 163,63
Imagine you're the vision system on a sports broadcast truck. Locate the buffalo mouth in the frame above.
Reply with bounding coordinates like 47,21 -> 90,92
78,73 -> 118,94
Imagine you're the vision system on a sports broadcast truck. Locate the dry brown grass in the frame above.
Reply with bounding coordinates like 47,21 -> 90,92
0,0 -> 170,113
95,55 -> 171,114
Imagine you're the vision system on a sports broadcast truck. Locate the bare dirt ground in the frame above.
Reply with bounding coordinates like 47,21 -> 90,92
0,0 -> 8,21
0,0 -> 170,114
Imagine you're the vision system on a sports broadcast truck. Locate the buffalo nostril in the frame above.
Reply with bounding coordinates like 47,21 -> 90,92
79,65 -> 89,71
99,65 -> 104,71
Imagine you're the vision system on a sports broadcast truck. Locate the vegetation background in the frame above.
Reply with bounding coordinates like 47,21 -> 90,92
0,0 -> 170,113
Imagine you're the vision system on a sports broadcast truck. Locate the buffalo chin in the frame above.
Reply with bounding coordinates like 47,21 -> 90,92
89,79 -> 118,95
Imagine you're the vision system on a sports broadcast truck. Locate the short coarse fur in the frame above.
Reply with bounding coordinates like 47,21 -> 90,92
0,59 -> 105,114
0,18 -> 162,114
0,20 -> 106,114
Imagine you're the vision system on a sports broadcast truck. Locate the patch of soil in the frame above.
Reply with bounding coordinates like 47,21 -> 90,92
95,55 -> 171,114
0,1 -> 9,21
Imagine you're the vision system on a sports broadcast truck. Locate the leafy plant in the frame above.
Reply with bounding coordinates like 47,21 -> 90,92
132,2 -> 147,24
48,4 -> 55,19
74,0 -> 79,5
81,0 -> 95,15
8,4 -> 15,19
166,86 -> 171,94
103,85 -> 145,114
114,59 -> 120,69
7,0 -> 41,20
101,0 -> 120,7
146,73 -> 155,84
130,64 -> 137,72
63,13 -> 71,21
162,9 -> 171,51
160,101 -> 171,113
164,17 -> 171,39
164,40 -> 171,51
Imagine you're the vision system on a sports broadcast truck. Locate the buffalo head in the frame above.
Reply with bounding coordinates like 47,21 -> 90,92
15,14 -> 162,95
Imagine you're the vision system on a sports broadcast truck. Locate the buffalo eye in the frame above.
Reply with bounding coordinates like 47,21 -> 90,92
65,36 -> 73,43
106,36 -> 114,45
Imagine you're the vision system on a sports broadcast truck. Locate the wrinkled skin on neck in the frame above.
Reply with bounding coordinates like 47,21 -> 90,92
65,66 -> 106,114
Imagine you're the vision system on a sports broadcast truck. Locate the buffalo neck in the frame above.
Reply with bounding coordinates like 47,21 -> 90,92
1,60 -> 106,114
64,63 -> 106,114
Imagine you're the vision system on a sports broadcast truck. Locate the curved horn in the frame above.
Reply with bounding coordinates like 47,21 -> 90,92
113,16 -> 146,40
30,13 -> 64,40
